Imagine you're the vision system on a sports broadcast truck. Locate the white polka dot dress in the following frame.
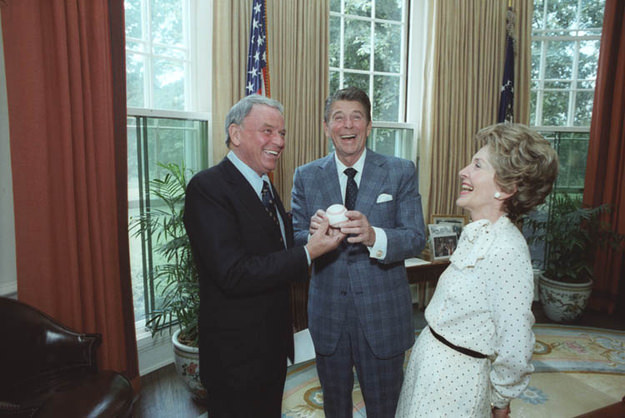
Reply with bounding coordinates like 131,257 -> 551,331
396,216 -> 535,417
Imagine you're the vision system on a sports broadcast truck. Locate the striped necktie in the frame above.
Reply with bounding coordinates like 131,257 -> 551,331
261,180 -> 281,232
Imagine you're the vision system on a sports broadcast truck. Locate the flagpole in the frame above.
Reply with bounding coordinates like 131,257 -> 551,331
262,0 -> 271,97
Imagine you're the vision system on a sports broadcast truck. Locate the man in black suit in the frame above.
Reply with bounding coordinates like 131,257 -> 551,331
183,94 -> 344,418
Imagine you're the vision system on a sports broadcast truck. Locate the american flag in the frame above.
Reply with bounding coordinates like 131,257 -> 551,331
246,0 -> 270,96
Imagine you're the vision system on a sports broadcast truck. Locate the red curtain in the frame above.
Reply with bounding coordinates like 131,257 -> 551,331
1,0 -> 138,382
583,0 -> 625,314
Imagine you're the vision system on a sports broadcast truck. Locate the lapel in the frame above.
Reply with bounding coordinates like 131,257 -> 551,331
220,159 -> 285,244
315,154 -> 343,206
356,150 -> 387,215
271,182 -> 293,248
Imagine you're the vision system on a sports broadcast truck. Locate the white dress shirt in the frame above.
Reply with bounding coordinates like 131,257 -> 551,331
227,151 -> 286,246
333,150 -> 388,259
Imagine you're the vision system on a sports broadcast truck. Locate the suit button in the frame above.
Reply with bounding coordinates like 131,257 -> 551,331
340,291 -> 347,296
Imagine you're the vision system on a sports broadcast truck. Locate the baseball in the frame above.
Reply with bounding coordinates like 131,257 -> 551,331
326,204 -> 348,227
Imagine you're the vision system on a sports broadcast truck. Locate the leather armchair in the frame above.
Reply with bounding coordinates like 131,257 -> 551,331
0,297 -> 135,417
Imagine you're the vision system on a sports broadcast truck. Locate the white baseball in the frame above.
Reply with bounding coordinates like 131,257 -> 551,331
326,204 -> 348,227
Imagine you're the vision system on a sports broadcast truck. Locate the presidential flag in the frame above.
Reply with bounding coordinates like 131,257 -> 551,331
498,8 -> 515,123
246,0 -> 270,97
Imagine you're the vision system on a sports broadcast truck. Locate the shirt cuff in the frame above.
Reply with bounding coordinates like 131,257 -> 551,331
303,246 -> 311,266
490,389 -> 510,409
367,226 -> 387,259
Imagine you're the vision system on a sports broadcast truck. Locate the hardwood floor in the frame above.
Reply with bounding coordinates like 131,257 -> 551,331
134,364 -> 207,418
133,303 -> 625,418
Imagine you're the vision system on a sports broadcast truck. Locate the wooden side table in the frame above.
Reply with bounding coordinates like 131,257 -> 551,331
405,258 -> 449,309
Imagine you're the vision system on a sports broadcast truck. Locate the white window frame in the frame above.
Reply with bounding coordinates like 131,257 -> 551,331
329,0 -> 409,123
125,0 -> 212,375
531,0 -> 603,128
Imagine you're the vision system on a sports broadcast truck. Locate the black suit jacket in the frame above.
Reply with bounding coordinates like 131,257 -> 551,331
183,157 -> 308,394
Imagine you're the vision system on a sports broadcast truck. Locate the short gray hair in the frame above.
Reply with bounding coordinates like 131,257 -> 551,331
225,95 -> 284,146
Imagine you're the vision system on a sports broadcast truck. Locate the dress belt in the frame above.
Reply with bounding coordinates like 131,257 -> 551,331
429,326 -> 487,359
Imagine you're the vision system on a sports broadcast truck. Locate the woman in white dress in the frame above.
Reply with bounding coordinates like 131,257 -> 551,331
396,123 -> 559,418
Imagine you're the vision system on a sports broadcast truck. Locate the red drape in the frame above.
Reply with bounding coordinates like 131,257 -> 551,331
583,0 -> 625,314
1,0 -> 138,382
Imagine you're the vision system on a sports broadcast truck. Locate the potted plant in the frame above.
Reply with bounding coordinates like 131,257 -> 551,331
526,192 -> 625,322
130,162 -> 205,401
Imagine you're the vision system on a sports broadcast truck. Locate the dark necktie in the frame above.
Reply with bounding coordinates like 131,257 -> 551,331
261,181 -> 281,231
344,168 -> 358,210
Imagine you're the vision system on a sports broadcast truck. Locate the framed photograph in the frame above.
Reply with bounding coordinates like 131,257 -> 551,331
430,214 -> 469,239
428,223 -> 454,237
431,233 -> 459,260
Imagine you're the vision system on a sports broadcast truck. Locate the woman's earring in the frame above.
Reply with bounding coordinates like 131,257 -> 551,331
494,192 -> 502,199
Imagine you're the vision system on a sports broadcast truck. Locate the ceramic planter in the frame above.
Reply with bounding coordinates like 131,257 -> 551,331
172,329 -> 206,402
538,274 -> 593,323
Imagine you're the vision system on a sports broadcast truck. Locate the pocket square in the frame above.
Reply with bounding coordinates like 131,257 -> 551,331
376,193 -> 393,203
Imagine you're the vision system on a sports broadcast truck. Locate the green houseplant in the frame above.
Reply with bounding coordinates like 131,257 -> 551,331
526,193 -> 625,322
130,162 -> 205,399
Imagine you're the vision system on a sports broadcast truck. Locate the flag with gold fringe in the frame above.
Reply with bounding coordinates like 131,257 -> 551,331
246,0 -> 270,97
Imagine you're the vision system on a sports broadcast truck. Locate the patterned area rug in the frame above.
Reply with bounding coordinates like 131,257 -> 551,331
282,324 -> 625,417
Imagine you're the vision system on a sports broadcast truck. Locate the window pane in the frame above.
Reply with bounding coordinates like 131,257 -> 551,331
329,16 -> 341,68
344,18 -> 371,70
374,22 -> 401,73
151,0 -> 184,47
126,53 -> 146,108
545,0 -> 577,29
343,72 -> 369,92
533,0 -> 545,29
373,75 -> 399,121
152,58 -> 185,110
578,80 -> 595,89
544,40 -> 573,79
125,0 -> 144,39
574,91 -> 594,126
531,41 -> 541,79
345,0 -> 371,17
579,0 -> 605,28
127,39 -> 147,53
530,90 -> 538,124
330,0 -> 341,13
375,0 -> 402,21
542,91 -> 569,125
128,116 -> 209,322
578,40 -> 600,79
368,127 -> 413,158
329,71 -> 340,93
554,132 -> 589,189
153,45 -> 186,60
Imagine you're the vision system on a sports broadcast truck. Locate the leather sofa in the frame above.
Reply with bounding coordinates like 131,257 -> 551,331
0,297 -> 135,417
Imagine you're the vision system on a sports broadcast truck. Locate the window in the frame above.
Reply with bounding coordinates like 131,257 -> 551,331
329,0 -> 414,160
126,0 -> 192,111
531,0 -> 604,197
531,0 -> 605,128
127,112 -> 208,323
125,0 -> 211,329
527,0 -> 604,267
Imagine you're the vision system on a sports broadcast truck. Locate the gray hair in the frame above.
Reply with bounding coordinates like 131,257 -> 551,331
225,95 -> 284,146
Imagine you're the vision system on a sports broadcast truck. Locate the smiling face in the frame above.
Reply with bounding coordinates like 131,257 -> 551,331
457,145 -> 508,222
324,100 -> 372,166
229,104 -> 285,176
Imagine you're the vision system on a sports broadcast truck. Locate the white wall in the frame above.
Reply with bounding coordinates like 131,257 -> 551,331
0,24 -> 18,297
